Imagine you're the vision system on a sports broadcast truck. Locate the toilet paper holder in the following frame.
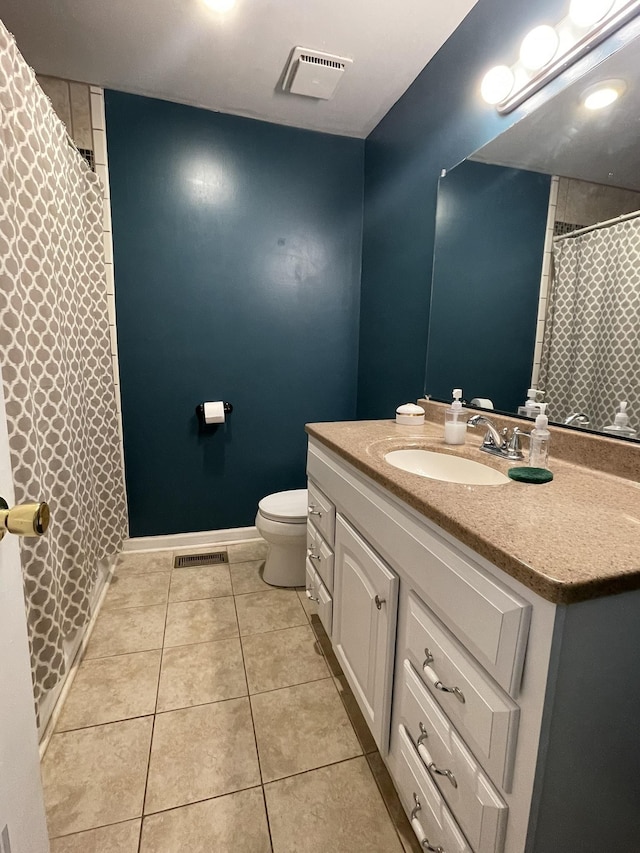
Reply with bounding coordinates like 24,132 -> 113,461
195,402 -> 233,423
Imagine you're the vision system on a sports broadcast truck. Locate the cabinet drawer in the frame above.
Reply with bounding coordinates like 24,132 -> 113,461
307,480 -> 336,546
405,593 -> 519,791
306,521 -> 335,593
305,559 -> 332,637
397,659 -> 508,853
395,723 -> 473,853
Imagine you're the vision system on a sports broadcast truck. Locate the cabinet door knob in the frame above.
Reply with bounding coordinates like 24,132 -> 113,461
374,595 -> 385,610
0,497 -> 50,541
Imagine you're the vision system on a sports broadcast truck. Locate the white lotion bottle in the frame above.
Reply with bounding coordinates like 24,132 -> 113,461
517,388 -> 542,419
529,412 -> 551,468
444,389 -> 467,445
603,401 -> 637,437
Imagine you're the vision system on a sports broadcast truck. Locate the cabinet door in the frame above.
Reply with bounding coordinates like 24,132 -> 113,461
333,515 -> 399,752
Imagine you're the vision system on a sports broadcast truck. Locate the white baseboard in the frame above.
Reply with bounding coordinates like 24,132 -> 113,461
39,554 -> 116,756
123,526 -> 259,553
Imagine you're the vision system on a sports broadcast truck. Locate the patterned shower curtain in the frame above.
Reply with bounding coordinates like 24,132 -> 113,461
0,24 -> 128,722
539,216 -> 640,434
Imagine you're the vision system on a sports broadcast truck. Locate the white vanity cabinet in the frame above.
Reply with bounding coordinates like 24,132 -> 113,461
306,435 -> 640,853
332,515 -> 399,752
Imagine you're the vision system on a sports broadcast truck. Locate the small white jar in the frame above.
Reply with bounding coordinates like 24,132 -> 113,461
395,403 -> 426,426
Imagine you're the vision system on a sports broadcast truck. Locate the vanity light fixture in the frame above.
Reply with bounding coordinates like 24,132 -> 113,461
519,25 -> 560,71
582,79 -> 626,107
569,0 -> 615,28
480,0 -> 640,113
203,0 -> 236,12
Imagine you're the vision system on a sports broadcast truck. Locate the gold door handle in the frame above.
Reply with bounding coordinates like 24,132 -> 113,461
0,497 -> 50,541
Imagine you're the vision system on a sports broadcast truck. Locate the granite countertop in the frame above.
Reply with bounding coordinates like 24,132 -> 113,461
305,418 -> 640,605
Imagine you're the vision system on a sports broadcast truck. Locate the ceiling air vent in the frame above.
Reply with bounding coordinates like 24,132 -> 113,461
283,47 -> 353,100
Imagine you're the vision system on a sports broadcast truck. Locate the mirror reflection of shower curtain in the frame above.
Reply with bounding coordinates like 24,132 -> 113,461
539,216 -> 640,434
0,25 -> 128,726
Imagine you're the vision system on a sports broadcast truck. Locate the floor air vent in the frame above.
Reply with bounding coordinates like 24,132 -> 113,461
174,551 -> 228,568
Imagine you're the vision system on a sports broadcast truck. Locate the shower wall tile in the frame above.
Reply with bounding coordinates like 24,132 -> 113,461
69,82 -> 93,149
93,128 -> 107,166
105,262 -> 115,294
37,76 -> 72,131
90,91 -> 106,131
531,177 -> 559,388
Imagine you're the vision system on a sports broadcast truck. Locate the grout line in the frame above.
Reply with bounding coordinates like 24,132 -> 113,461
138,582 -> 171,852
138,783 -> 265,820
49,815 -> 144,842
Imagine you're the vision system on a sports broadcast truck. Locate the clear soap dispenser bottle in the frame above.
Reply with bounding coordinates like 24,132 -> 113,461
529,411 -> 551,469
444,389 -> 467,445
518,388 -> 542,419
603,401 -> 637,437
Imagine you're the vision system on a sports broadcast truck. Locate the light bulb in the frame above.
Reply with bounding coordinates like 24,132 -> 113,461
480,66 -> 515,105
582,80 -> 625,109
204,0 -> 236,11
569,0 -> 614,28
520,25 -> 560,71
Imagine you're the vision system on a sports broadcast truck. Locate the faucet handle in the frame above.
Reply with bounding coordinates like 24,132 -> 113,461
507,427 -> 530,460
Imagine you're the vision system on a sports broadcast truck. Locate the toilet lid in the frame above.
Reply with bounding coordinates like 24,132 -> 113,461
259,489 -> 308,523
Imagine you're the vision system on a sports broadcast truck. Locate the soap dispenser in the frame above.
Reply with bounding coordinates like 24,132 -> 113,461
444,389 -> 467,445
603,401 -> 637,438
518,388 -> 543,419
529,410 -> 551,469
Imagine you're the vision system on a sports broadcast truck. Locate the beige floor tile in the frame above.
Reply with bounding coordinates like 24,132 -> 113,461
157,638 -> 247,712
164,597 -> 238,648
264,757 -> 404,853
242,625 -> 328,694
140,788 -> 271,853
297,587 -> 318,621
145,698 -> 260,814
229,560 -> 269,595
55,651 -> 161,731
251,678 -> 361,783
334,672 -> 378,754
49,819 -> 141,853
84,604 -> 166,659
42,717 -> 153,837
116,551 -> 173,575
366,752 -> 422,853
103,572 -> 170,611
235,589 -> 307,636
227,539 -> 268,563
169,565 -> 232,602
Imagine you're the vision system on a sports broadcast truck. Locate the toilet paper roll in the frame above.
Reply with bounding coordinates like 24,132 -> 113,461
203,401 -> 225,424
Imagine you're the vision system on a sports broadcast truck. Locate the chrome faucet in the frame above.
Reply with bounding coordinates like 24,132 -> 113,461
467,414 -> 529,460
564,412 -> 590,427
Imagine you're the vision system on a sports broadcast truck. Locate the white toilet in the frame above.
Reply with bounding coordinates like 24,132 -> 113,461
255,489 -> 308,587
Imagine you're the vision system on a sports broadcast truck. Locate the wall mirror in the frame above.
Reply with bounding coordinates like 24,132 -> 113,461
425,21 -> 640,441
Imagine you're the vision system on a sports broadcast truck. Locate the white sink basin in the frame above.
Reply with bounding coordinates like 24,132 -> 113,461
384,449 -> 510,486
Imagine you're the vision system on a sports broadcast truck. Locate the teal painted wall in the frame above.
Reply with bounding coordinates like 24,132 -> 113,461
106,92 -> 364,536
357,0 -> 566,418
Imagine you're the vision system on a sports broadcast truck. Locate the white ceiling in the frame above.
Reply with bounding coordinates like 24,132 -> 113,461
0,0 -> 478,138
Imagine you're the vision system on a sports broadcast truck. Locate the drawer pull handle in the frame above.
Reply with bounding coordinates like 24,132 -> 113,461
422,650 -> 465,704
308,552 -> 321,562
417,742 -> 458,789
306,588 -> 319,603
410,794 -> 445,853
374,595 -> 385,610
308,505 -> 323,517
417,722 -> 429,745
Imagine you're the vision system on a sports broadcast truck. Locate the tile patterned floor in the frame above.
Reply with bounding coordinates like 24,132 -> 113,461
41,540 -> 421,853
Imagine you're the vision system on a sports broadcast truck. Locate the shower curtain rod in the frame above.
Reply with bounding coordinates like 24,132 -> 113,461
554,207 -> 640,241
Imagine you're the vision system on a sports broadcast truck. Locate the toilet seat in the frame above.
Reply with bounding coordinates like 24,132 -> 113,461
258,489 -> 308,523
